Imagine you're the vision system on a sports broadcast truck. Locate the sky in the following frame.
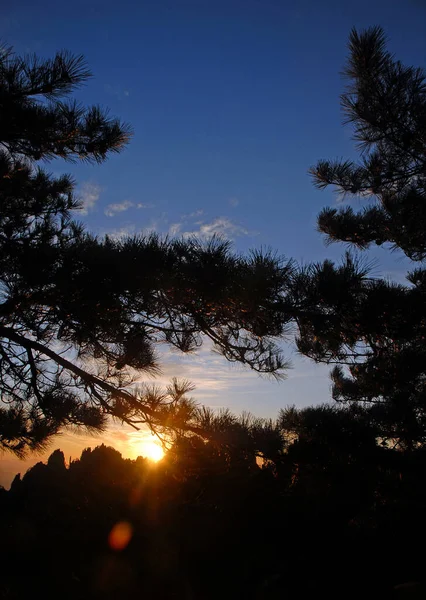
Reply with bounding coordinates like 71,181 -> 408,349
1,0 -> 425,486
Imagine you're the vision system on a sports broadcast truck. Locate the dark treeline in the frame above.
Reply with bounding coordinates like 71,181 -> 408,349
1,24 -> 426,599
1,415 -> 426,599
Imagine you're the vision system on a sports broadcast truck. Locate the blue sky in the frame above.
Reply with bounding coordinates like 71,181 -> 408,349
1,0 -> 425,484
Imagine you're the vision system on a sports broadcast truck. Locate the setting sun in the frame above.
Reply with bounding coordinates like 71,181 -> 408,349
140,441 -> 164,462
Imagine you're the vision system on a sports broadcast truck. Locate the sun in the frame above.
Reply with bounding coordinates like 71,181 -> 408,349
141,440 -> 164,462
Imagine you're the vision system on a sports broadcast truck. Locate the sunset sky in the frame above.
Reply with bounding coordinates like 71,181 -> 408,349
1,0 -> 425,486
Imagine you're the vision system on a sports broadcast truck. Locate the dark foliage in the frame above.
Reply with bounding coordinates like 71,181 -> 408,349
0,44 -> 295,455
296,27 -> 426,447
1,406 -> 425,599
311,26 -> 426,261
0,45 -> 132,162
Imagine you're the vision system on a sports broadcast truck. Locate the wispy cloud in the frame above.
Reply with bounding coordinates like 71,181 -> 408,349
104,211 -> 251,242
104,224 -> 137,240
105,201 -> 155,217
105,200 -> 134,217
104,220 -> 160,241
139,343 -> 262,404
182,217 -> 250,240
79,182 -> 101,215
186,209 -> 204,218
166,211 -> 252,241
168,222 -> 182,236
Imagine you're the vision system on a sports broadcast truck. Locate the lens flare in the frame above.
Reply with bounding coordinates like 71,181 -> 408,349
108,521 -> 133,551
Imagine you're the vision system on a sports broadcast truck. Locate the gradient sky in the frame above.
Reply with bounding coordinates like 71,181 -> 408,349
1,0 -> 425,486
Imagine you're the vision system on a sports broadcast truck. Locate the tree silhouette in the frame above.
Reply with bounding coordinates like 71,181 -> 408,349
312,27 -> 426,261
2,425 -> 426,599
0,44 -> 295,455
0,45 -> 131,163
296,27 -> 426,448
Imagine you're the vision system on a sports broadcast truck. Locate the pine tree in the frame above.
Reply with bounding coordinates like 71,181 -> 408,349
313,26 -> 426,261
0,45 -> 292,455
298,27 -> 426,448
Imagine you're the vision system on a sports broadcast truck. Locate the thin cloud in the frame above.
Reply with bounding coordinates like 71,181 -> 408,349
105,213 -> 250,242
104,220 -> 160,241
105,200 -> 134,217
105,224 -> 136,240
182,217 -> 249,240
186,209 -> 204,218
168,222 -> 182,236
79,182 -> 101,215
141,343 -> 278,409
105,201 -> 154,216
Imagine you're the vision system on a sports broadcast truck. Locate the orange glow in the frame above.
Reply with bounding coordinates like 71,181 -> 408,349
108,520 -> 133,551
